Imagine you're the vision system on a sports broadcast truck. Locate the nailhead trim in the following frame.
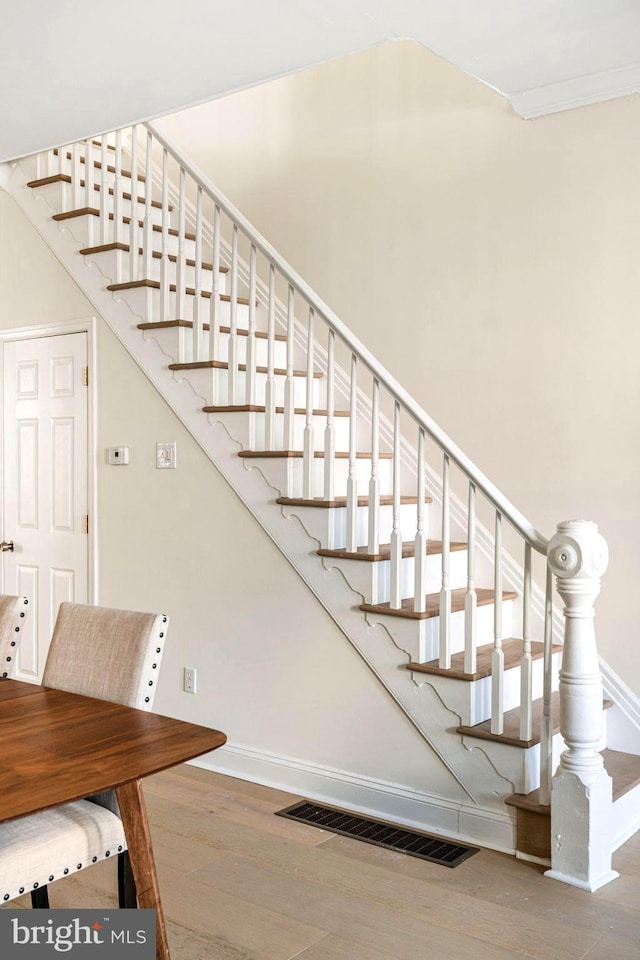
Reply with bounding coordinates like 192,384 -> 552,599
63,869 -> 69,875
144,697 -> 149,703
19,887 -> 24,894
105,851 -> 110,858
49,875 -> 54,881
3,894 -> 8,901
14,627 -> 19,633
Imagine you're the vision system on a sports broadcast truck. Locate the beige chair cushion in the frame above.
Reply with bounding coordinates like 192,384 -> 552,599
0,801 -> 126,903
43,603 -> 168,710
0,595 -> 28,679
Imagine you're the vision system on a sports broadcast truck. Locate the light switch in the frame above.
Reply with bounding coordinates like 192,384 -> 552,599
156,442 -> 176,469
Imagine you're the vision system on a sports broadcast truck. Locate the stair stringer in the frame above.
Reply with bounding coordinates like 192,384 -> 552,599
4,165 -> 522,845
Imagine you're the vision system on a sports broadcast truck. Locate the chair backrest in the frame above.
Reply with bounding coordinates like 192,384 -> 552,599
0,595 -> 29,679
43,603 -> 168,710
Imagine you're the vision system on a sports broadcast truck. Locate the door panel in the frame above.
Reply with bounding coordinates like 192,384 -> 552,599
3,332 -> 88,679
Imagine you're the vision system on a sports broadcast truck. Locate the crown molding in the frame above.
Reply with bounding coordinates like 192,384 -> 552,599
510,62 -> 640,119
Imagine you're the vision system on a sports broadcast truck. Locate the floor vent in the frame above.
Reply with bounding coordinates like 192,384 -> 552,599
276,801 -> 478,868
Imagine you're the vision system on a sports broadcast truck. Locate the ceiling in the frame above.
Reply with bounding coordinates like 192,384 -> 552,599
2,0 -> 639,162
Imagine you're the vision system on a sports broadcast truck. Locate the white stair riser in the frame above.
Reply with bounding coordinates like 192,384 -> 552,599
52,211 -> 165,250
415,650 -> 563,726
175,367 -> 320,409
473,715 -> 608,795
205,409 -> 352,451
140,325 -> 287,370
369,600 -> 515,663
109,285 -> 251,327
321,549 -> 467,604
82,248 -> 228,296
241,455 -> 394,500
278,501 -> 432,551
26,180 -> 170,227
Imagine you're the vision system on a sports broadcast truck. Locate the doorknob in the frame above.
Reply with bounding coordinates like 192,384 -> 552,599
0,541 -> 14,552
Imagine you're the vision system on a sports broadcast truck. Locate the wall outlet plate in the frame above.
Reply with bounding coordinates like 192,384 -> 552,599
156,441 -> 176,469
183,667 -> 197,694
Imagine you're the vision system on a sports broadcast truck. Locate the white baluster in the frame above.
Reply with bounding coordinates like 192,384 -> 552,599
36,151 -> 43,180
539,564 -> 553,806
439,455 -> 451,668
72,142 -> 82,210
128,127 -> 139,282
324,329 -> 335,501
414,427 -> 427,613
192,186 -> 204,363
283,285 -> 295,450
346,354 -> 358,551
367,378 -> 380,555
545,520 -> 616,891
159,148 -> 170,322
142,130 -> 153,280
519,543 -> 533,741
58,142 -> 64,177
83,140 -> 94,247
264,265 -> 276,449
390,401 -> 402,609
209,204 -> 221,366
302,307 -> 315,499
175,167 -> 186,325
491,511 -> 504,734
464,482 -> 477,675
227,225 -> 239,404
113,130 -> 123,282
246,244 -> 257,406
100,138 -> 109,244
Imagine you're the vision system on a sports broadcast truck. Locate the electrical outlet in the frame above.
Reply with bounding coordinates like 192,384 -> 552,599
183,667 -> 197,694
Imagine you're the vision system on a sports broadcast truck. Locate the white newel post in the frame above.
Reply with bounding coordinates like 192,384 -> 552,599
544,520 -> 618,892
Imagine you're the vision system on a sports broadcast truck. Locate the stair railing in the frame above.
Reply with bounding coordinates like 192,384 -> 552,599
141,120 -> 554,753
24,126 -> 616,886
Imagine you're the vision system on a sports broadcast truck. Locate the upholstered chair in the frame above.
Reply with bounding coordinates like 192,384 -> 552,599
0,602 -> 168,909
0,594 -> 29,678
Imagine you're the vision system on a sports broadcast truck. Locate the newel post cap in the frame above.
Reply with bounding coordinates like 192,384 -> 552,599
547,520 -> 609,581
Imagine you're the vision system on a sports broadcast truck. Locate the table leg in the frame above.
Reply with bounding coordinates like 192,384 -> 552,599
116,779 -> 170,960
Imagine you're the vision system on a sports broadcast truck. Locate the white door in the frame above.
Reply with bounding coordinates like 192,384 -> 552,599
2,332 -> 88,679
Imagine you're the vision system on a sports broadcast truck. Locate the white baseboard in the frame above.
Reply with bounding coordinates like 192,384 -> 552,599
191,741 -> 516,854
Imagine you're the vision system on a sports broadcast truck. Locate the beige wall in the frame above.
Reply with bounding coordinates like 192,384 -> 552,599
157,41 -> 640,694
0,188 -> 465,799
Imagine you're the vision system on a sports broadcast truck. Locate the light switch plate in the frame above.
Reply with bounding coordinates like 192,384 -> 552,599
156,441 -> 176,469
108,446 -> 129,465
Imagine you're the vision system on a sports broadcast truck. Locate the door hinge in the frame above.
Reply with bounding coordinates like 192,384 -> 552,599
83,366 -> 89,387
83,515 -> 89,535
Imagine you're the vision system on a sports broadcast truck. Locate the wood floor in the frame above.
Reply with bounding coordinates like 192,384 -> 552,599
5,765 -> 640,959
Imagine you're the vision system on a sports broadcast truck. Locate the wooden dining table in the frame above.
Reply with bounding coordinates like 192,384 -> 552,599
0,679 -> 227,960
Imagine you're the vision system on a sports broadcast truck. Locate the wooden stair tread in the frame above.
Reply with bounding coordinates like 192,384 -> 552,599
408,638 -> 562,682
52,209 -> 194,239
27,173 -> 72,188
360,586 -> 517,622
602,748 -> 640,801
318,540 -> 466,562
276,495 -> 430,508
80,244 -> 229,272
505,748 -> 640,815
203,405 -> 350,417
238,450 -> 393,459
458,692 -> 561,748
168,361 -> 322,377
108,279 -> 253,304
458,695 -> 613,749
51,155 -> 146,182
138,320 -> 280,339
505,789 -> 550,816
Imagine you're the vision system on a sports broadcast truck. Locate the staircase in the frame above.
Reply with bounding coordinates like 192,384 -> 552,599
4,126 -> 640,890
